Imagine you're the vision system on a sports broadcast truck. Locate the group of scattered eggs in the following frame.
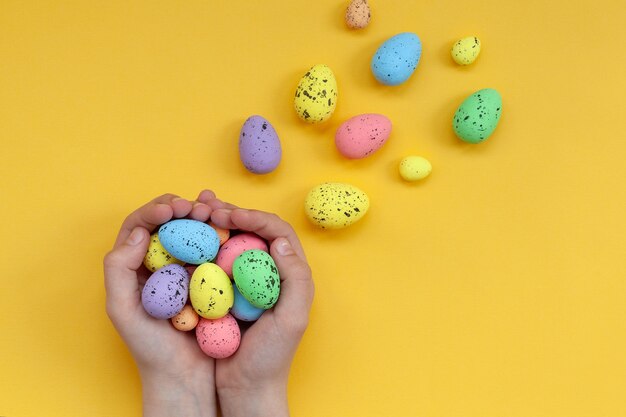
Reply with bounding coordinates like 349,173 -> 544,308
141,218 -> 280,358
237,0 -> 503,231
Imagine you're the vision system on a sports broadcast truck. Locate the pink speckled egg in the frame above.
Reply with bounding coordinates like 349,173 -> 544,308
195,314 -> 241,359
335,113 -> 392,159
215,233 -> 268,277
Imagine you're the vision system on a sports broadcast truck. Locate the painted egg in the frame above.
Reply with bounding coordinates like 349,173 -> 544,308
304,182 -> 369,229
451,36 -> 481,65
294,64 -> 338,123
209,221 -> 230,246
215,232 -> 268,277
189,263 -> 234,319
196,315 -> 241,359
233,250 -> 280,309
239,115 -> 282,174
371,32 -> 422,86
143,233 -> 184,272
453,88 -> 502,143
141,264 -> 189,319
171,304 -> 200,331
399,156 -> 432,181
335,113 -> 392,159
231,284 -> 264,322
345,0 -> 371,29
158,219 -> 220,264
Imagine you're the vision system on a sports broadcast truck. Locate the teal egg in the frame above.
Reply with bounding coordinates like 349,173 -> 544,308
453,88 -> 502,143
233,250 -> 280,310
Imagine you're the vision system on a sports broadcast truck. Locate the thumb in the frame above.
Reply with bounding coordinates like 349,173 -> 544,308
104,227 -> 150,319
270,238 -> 314,335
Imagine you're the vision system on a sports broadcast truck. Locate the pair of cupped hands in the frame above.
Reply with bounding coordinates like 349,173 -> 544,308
103,190 -> 314,417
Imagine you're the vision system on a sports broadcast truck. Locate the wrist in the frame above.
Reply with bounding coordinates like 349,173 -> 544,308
141,367 -> 217,417
218,383 -> 289,417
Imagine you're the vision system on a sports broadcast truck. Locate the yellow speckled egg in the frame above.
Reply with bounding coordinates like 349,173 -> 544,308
190,263 -> 234,319
304,182 -> 369,229
399,156 -> 432,181
451,36 -> 481,65
171,305 -> 200,331
294,64 -> 338,124
143,233 -> 185,272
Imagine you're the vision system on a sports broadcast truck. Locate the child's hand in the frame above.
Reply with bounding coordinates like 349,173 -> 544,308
104,192 -> 223,417
199,194 -> 314,417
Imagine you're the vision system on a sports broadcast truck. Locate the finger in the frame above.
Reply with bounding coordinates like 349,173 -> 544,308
270,237 -> 314,334
104,227 -> 150,320
210,208 -> 238,230
171,197 -> 193,218
196,189 -> 216,203
227,209 -> 307,260
190,202 -> 211,222
115,194 -> 183,247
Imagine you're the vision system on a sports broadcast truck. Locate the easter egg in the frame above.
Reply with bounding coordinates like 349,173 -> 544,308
141,264 -> 189,319
294,64 -> 338,123
189,263 -> 234,319
345,0 -> 371,29
231,284 -> 264,322
453,88 -> 502,143
158,219 -> 220,264
209,221 -> 230,246
233,250 -> 280,309
143,233 -> 185,272
451,36 -> 481,65
371,32 -> 422,86
335,113 -> 392,159
399,156 -> 432,181
239,115 -> 282,174
196,315 -> 241,359
304,182 -> 369,229
215,232 -> 268,277
171,305 -> 200,331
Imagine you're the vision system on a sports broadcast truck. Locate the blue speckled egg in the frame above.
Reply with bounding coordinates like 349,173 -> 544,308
158,219 -> 219,264
231,284 -> 264,322
371,32 -> 422,86
141,264 -> 190,319
239,115 -> 282,174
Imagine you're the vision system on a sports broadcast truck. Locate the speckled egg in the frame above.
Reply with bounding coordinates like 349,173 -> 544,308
345,0 -> 371,29
231,284 -> 264,322
233,250 -> 280,309
189,263 -> 234,319
209,221 -> 230,246
196,315 -> 241,359
399,156 -> 432,181
239,115 -> 282,174
143,233 -> 185,272
158,219 -> 220,264
371,32 -> 422,86
335,113 -> 392,159
304,182 -> 369,229
141,264 -> 189,319
294,64 -> 338,123
451,36 -> 481,65
453,88 -> 502,143
215,232 -> 268,277
171,304 -> 200,331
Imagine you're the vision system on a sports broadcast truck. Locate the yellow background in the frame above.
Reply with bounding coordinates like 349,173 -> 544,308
1,0 -> 625,415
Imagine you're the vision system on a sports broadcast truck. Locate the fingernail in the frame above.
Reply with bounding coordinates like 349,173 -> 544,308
172,197 -> 186,203
127,228 -> 144,245
276,238 -> 294,256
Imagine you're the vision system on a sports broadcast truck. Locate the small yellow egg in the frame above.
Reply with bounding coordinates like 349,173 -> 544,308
143,233 -> 185,272
451,36 -> 481,65
171,305 -> 200,331
399,156 -> 432,181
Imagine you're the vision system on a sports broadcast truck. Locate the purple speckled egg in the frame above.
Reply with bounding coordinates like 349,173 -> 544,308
141,264 -> 190,319
239,115 -> 281,174
335,113 -> 392,159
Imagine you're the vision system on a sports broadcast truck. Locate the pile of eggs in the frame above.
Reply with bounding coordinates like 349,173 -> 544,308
235,1 -> 502,231
141,218 -> 280,358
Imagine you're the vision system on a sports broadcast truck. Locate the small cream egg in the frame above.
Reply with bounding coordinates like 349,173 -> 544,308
399,156 -> 432,181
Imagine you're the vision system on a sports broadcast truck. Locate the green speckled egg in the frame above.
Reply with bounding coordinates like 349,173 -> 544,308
233,250 -> 280,310
453,88 -> 502,144
304,182 -> 369,229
